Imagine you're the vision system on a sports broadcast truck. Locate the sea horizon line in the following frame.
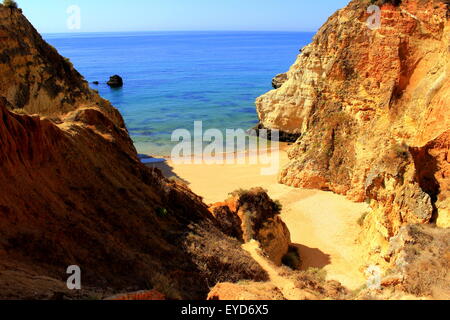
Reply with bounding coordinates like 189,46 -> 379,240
42,29 -> 318,36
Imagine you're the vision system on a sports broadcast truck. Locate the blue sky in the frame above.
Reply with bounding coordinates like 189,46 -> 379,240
20,0 -> 350,33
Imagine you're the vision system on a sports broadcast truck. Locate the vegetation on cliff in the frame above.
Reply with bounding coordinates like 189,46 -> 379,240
2,0 -> 18,9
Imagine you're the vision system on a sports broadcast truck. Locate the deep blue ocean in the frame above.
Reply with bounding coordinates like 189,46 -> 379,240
44,32 -> 313,155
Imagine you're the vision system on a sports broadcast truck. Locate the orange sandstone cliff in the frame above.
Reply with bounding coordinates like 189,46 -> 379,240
256,0 -> 449,262
0,6 -> 269,299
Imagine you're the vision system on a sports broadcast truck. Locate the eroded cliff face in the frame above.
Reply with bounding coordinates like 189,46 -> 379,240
0,6 -> 268,299
256,0 -> 449,262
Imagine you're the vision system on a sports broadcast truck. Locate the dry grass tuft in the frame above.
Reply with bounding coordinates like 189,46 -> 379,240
183,222 -> 269,291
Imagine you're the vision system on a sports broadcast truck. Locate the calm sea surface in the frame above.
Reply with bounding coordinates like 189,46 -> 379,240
44,31 -> 313,155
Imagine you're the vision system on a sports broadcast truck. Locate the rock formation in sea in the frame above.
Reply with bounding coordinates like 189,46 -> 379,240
0,5 -> 269,300
256,0 -> 449,264
107,75 -> 123,88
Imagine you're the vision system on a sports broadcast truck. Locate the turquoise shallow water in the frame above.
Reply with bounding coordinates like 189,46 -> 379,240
44,31 -> 313,155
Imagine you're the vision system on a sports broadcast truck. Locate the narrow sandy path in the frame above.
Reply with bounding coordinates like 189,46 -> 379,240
270,185 -> 368,290
148,149 -> 369,290
242,240 -> 317,300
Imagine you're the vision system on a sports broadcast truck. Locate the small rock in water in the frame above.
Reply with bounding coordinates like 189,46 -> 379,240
107,75 -> 123,88
92,81 -> 99,85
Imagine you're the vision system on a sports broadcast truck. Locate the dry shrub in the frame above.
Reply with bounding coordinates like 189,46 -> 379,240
183,222 -> 269,291
398,225 -> 450,299
2,0 -> 18,9
280,267 -> 350,300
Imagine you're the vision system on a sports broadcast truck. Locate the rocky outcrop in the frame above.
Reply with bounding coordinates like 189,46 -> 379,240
105,290 -> 166,301
272,73 -> 288,89
251,123 -> 301,143
0,6 -> 267,299
410,130 -> 450,228
210,188 -> 291,266
209,203 -> 244,241
256,0 -> 450,261
107,75 -> 123,88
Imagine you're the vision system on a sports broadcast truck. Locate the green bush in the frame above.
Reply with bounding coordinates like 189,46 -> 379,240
3,0 -> 18,9
273,200 -> 283,213
156,207 -> 169,218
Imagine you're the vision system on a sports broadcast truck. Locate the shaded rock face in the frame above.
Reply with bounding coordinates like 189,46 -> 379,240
210,205 -> 244,242
410,130 -> 450,228
210,188 -> 291,266
251,123 -> 301,143
272,73 -> 288,89
0,7 -> 267,300
256,0 -> 449,259
107,75 -> 123,88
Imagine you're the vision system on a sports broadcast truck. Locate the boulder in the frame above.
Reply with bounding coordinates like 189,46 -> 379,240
208,282 -> 285,300
105,290 -> 166,300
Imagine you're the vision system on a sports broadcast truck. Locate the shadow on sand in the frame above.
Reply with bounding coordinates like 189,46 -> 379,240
145,161 -> 190,186
291,243 -> 331,270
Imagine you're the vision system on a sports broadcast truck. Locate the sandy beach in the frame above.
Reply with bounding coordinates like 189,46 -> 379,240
147,147 -> 369,290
